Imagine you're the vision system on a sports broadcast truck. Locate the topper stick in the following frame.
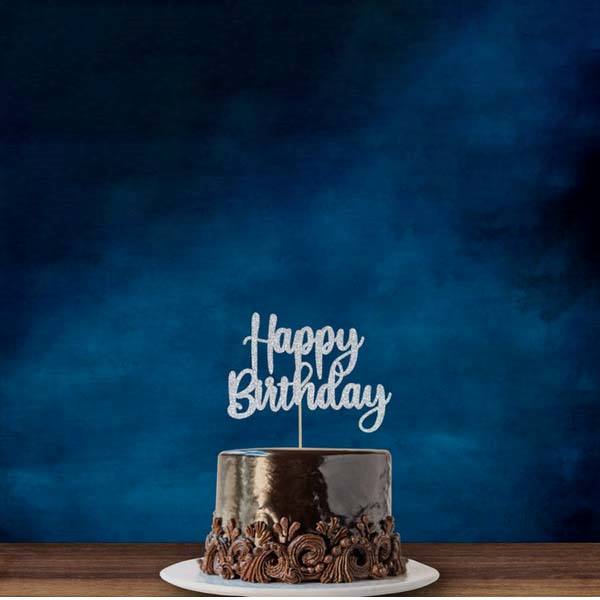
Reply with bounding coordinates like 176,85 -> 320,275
298,399 -> 303,448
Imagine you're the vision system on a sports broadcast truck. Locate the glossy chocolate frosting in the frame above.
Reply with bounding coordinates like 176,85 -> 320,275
214,448 -> 391,529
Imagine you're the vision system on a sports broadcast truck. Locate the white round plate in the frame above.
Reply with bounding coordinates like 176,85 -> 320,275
160,558 -> 439,596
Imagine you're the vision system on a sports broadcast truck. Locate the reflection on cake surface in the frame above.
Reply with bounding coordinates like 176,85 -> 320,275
200,448 -> 406,584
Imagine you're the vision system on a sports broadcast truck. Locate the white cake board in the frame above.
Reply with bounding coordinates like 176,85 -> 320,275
160,557 -> 439,596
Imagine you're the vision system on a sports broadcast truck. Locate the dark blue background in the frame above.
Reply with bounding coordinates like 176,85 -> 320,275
1,0 -> 599,541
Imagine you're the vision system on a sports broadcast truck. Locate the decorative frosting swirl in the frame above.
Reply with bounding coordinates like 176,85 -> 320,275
288,533 -> 327,581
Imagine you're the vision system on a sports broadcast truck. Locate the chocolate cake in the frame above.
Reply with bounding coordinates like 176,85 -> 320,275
200,448 -> 406,584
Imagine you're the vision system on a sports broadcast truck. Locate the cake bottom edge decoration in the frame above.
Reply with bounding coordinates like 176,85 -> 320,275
199,514 -> 407,584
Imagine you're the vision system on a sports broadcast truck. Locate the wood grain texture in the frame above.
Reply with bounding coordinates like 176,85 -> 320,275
1,543 -> 599,596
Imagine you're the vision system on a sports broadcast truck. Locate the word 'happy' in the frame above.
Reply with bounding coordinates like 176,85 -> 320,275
227,313 -> 391,432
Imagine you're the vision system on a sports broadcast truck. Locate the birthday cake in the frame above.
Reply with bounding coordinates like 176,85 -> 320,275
200,447 -> 406,584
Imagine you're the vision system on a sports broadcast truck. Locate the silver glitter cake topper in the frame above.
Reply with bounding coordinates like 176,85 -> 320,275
228,313 -> 391,444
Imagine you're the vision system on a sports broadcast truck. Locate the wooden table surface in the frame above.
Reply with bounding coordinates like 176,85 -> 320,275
1,543 -> 599,596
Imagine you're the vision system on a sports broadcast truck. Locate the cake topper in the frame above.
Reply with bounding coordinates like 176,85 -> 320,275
228,313 -> 391,445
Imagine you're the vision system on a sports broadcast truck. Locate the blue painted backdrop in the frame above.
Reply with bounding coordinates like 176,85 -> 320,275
1,0 -> 599,542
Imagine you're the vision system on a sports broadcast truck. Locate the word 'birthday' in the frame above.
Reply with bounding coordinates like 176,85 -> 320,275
227,313 -> 391,432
